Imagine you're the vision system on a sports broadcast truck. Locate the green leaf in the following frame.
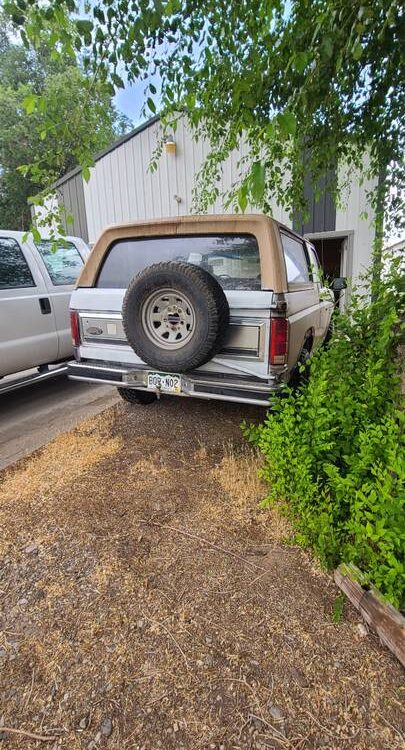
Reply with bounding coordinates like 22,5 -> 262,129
352,41 -> 363,60
111,73 -> 125,89
147,97 -> 156,114
23,95 -> 37,114
250,161 -> 266,205
277,111 -> 297,137
293,51 -> 309,73
322,36 -> 334,59
237,184 -> 248,213
76,19 -> 94,36
82,166 -> 91,182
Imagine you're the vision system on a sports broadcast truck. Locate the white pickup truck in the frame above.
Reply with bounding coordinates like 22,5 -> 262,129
0,230 -> 89,395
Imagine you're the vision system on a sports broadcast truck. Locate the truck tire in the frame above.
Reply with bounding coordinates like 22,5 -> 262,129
117,387 -> 157,405
122,262 -> 230,372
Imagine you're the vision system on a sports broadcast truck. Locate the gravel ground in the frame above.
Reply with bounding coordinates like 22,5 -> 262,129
0,397 -> 403,750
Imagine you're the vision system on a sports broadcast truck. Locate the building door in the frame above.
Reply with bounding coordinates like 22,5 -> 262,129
305,231 -> 352,308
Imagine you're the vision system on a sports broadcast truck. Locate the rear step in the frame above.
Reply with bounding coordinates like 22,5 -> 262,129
0,366 -> 67,395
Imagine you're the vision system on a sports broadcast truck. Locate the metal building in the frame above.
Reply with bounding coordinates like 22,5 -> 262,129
54,115 -> 377,286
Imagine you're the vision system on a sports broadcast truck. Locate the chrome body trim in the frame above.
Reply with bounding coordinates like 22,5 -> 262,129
0,365 -> 67,395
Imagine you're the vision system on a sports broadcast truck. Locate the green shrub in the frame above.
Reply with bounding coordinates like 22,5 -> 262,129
244,259 -> 405,608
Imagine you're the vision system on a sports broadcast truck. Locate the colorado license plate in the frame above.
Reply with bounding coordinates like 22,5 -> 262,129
147,372 -> 182,393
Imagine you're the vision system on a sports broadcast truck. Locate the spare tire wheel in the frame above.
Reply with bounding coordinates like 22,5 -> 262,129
122,262 -> 230,372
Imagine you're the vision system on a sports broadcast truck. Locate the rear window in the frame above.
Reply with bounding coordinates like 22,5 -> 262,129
281,232 -> 311,284
96,234 -> 261,291
36,240 -> 84,286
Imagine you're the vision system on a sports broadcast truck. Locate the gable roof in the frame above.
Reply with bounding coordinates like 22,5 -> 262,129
54,115 -> 160,189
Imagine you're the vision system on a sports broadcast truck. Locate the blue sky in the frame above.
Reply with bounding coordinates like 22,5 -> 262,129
115,82 -> 148,126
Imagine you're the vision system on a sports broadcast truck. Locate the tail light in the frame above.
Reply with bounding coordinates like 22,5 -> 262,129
70,310 -> 80,347
269,318 -> 289,365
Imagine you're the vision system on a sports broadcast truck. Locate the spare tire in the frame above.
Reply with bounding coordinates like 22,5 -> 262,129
122,261 -> 230,372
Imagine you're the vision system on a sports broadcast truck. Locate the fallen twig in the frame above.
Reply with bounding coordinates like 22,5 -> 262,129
142,612 -> 189,671
140,519 -> 267,572
249,569 -> 272,586
304,709 -> 359,741
23,669 -> 35,710
0,726 -> 60,742
250,713 -> 290,747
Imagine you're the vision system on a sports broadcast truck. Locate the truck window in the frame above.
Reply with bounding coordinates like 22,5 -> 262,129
281,233 -> 310,284
0,238 -> 35,289
306,244 -> 322,283
36,240 -> 84,286
96,234 -> 261,291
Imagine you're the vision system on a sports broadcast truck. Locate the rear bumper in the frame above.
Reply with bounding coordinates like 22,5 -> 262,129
67,360 -> 280,406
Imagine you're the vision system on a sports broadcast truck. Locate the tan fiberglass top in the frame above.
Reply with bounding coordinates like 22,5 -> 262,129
76,214 -> 289,292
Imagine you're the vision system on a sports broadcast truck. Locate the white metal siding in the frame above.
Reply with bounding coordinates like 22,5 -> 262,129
83,119 -> 292,244
81,117 -> 375,288
335,157 -> 377,283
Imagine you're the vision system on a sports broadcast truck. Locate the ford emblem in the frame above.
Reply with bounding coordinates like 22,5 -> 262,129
87,326 -> 103,335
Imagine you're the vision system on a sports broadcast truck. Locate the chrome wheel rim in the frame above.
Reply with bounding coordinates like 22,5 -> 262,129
141,288 -> 195,350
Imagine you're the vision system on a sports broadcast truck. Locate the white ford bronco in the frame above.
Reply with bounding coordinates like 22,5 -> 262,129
68,214 -> 338,406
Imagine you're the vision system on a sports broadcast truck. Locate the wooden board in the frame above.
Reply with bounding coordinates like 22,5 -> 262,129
334,563 -> 405,668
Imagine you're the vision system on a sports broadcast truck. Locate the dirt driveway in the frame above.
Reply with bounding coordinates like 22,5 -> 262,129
0,398 -> 403,750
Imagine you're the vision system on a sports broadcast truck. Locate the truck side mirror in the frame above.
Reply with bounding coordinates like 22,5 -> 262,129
331,277 -> 347,292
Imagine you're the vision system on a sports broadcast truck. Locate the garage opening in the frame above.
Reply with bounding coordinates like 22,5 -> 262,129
305,232 -> 351,308
307,235 -> 346,283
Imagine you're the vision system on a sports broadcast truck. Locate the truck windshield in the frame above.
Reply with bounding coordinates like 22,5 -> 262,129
96,234 -> 261,291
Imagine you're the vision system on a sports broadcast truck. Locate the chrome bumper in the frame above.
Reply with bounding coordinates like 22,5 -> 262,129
67,360 -> 279,406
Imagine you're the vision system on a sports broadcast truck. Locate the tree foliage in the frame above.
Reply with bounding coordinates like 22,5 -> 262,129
0,19 -> 130,230
3,0 -> 404,231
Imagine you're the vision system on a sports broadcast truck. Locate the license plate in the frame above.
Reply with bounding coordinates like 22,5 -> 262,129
147,372 -> 182,393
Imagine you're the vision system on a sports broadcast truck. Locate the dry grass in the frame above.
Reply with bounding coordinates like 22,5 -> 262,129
207,446 -> 293,542
128,457 -> 171,489
0,398 -> 403,750
0,411 -> 120,504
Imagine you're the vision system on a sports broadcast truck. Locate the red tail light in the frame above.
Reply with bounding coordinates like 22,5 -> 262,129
70,310 -> 80,347
270,318 -> 289,365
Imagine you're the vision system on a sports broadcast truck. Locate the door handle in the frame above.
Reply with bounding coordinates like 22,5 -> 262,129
39,297 -> 51,314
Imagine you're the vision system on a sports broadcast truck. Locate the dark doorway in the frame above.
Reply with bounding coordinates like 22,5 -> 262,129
310,236 -> 345,283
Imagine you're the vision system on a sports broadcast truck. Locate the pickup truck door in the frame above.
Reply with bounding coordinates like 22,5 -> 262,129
0,235 -> 58,378
32,238 -> 88,360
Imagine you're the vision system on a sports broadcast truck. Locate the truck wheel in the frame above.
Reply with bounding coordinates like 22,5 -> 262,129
122,262 -> 229,372
117,387 -> 157,405
290,340 -> 312,389
323,322 -> 334,347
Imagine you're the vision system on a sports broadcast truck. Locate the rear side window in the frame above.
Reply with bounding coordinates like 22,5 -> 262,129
281,233 -> 310,284
306,244 -> 322,283
0,237 -> 35,289
96,234 -> 261,291
36,240 -> 84,286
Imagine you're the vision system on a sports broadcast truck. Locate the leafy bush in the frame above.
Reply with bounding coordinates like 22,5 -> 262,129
244,259 -> 404,608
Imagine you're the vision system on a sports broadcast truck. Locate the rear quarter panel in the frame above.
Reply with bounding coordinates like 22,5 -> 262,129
285,288 -> 323,370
